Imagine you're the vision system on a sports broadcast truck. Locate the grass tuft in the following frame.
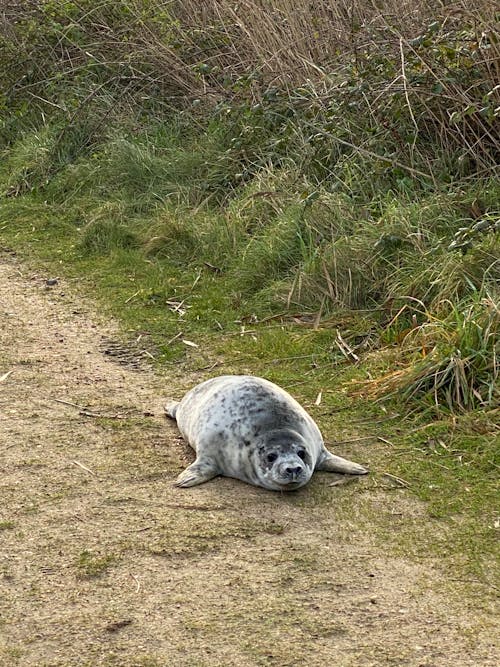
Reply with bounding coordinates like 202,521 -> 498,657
359,293 -> 499,411
79,211 -> 138,255
0,521 -> 15,531
75,550 -> 118,579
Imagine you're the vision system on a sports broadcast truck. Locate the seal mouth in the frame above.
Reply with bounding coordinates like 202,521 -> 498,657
276,479 -> 304,491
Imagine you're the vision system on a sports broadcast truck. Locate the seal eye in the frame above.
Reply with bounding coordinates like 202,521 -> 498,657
267,452 -> 278,463
297,450 -> 306,460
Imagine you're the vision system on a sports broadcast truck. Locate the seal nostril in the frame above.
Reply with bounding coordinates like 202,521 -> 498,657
286,466 -> 303,476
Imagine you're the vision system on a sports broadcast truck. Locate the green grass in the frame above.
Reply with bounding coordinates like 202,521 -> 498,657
0,521 -> 15,531
76,550 -> 118,579
1,183 -> 498,583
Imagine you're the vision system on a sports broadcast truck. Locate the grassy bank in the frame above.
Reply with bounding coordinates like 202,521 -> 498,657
1,1 -> 498,582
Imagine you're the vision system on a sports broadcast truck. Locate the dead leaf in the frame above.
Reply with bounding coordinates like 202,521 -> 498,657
182,339 -> 199,348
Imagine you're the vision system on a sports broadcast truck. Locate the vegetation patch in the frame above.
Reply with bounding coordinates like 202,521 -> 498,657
75,550 -> 118,579
0,521 -> 15,531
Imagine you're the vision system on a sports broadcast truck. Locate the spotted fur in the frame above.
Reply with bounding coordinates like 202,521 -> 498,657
165,375 -> 368,491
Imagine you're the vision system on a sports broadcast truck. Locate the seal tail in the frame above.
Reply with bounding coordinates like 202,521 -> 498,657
164,401 -> 180,420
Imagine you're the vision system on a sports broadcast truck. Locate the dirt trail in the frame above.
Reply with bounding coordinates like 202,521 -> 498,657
0,254 -> 498,667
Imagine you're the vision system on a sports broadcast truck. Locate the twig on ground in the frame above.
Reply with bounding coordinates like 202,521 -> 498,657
381,472 -> 410,488
125,290 -> 141,304
166,331 -> 183,345
377,436 -> 395,446
194,361 -> 221,372
325,435 -> 376,446
130,574 -> 141,593
335,329 -> 360,363
71,460 -> 96,476
51,397 -> 129,419
53,397 -> 89,410
163,503 -> 229,512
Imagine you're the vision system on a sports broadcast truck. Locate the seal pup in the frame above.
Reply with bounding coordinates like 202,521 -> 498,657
165,375 -> 368,491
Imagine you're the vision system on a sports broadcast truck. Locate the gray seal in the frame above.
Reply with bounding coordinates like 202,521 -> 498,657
165,375 -> 368,491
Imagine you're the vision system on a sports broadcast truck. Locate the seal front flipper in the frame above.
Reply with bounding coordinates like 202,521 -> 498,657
175,458 -> 219,488
316,448 -> 368,475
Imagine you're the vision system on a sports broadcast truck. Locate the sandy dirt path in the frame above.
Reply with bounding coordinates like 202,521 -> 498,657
0,254 -> 498,667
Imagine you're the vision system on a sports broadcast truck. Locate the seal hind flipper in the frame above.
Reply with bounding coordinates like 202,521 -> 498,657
316,449 -> 368,475
175,459 -> 219,487
164,401 -> 180,420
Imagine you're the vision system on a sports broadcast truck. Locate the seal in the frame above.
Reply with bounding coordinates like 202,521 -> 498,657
165,375 -> 368,491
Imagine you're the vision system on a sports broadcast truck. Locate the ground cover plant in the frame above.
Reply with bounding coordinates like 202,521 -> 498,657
1,0 -> 498,590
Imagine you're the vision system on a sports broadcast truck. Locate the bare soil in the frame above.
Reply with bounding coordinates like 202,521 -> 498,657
0,254 -> 498,667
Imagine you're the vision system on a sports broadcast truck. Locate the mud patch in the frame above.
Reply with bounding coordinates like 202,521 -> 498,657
99,336 -> 154,370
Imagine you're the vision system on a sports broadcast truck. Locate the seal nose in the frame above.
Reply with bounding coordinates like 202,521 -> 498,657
286,465 -> 303,477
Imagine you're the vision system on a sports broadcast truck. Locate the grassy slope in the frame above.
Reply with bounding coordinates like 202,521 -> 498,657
0,181 -> 498,587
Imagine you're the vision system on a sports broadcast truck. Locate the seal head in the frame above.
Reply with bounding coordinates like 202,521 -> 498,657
253,429 -> 312,490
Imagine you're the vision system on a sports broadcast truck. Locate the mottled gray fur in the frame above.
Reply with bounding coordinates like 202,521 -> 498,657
165,375 -> 367,491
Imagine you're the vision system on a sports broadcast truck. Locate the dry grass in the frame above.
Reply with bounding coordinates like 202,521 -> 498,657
2,1 -> 498,166
355,292 -> 499,410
